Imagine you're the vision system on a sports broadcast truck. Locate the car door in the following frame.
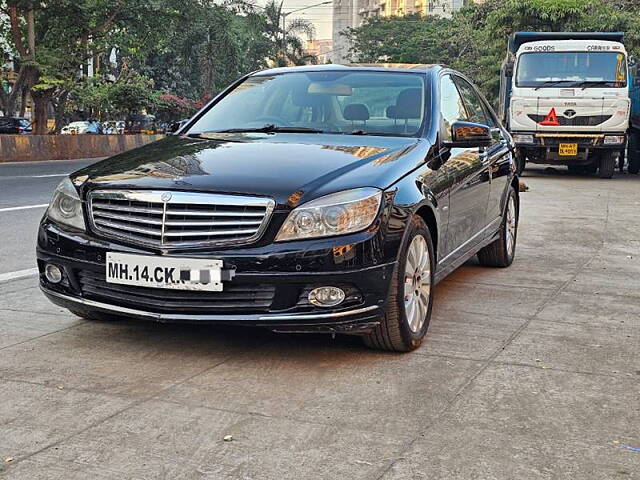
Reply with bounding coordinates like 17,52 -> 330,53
453,77 -> 512,233
438,74 -> 491,262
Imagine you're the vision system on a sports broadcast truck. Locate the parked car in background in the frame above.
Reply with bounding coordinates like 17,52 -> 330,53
127,115 -> 157,134
104,121 -> 125,135
61,121 -> 91,135
0,117 -> 32,134
38,64 -> 519,352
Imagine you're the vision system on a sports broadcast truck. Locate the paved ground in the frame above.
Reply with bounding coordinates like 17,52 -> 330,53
0,165 -> 639,479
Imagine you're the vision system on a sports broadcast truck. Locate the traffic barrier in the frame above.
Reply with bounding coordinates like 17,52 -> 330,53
0,134 -> 165,162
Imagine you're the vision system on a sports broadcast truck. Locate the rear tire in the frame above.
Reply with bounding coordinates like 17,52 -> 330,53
598,151 -> 616,179
478,186 -> 518,268
363,215 -> 434,352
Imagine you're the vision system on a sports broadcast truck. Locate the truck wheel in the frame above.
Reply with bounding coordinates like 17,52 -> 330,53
363,215 -> 434,352
478,186 -> 518,268
629,132 -> 640,175
515,151 -> 526,176
599,152 -> 616,179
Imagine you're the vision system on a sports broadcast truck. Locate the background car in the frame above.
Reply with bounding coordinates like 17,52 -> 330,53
61,121 -> 91,135
37,64 -> 519,352
0,117 -> 32,134
103,121 -> 125,134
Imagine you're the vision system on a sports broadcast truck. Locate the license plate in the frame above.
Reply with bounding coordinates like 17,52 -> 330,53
559,143 -> 578,156
106,253 -> 223,291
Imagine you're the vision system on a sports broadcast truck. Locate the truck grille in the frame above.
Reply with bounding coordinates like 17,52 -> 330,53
88,190 -> 275,248
527,114 -> 612,127
78,270 -> 276,313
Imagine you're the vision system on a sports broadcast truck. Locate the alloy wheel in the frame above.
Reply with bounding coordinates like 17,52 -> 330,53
506,195 -> 517,257
403,234 -> 431,333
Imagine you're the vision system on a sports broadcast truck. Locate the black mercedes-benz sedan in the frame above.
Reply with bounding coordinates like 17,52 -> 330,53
37,64 -> 519,352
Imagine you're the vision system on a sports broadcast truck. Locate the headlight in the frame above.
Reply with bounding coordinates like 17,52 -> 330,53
47,177 -> 86,231
512,134 -> 534,144
603,135 -> 625,145
275,188 -> 382,242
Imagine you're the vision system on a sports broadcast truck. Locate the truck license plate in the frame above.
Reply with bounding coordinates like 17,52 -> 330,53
106,252 -> 223,291
559,143 -> 578,156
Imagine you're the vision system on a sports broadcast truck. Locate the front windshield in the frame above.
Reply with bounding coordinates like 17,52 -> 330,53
188,71 -> 426,137
516,51 -> 627,88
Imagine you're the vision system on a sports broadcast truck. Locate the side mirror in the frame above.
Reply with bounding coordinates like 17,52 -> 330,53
446,121 -> 492,148
169,122 -> 182,134
503,61 -> 514,77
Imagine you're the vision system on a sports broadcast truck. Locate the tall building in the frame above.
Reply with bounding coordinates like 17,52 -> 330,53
332,0 -> 472,63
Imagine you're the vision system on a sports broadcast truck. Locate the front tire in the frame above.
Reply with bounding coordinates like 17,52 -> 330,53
599,151 -> 616,179
515,150 -> 526,176
363,215 -> 434,352
478,186 -> 518,268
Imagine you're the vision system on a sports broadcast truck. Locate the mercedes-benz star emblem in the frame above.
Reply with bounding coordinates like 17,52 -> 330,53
161,192 -> 172,202
563,109 -> 577,118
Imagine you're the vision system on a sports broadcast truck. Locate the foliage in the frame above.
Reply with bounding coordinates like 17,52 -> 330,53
344,0 -> 640,104
0,0 -> 317,131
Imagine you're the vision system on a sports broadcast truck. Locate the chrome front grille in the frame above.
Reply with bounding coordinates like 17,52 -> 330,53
88,190 -> 275,248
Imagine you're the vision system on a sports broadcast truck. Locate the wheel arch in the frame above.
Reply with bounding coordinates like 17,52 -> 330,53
414,204 -> 438,260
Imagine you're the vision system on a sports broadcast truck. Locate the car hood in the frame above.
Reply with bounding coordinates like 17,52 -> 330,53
73,133 -> 427,206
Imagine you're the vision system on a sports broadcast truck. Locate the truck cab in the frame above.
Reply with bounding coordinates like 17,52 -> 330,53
500,32 -> 629,178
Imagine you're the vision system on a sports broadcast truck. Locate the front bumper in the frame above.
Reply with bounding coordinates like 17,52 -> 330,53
513,132 -> 626,164
37,219 -> 399,333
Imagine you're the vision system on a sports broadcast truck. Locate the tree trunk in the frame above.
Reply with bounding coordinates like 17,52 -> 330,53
19,87 -> 28,117
53,91 -> 69,134
31,90 -> 53,135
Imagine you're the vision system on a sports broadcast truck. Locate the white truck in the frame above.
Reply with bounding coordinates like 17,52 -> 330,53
499,32 -> 630,178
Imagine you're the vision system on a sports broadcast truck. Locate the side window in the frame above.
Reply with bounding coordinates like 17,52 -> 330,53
454,78 -> 492,126
440,75 -> 468,141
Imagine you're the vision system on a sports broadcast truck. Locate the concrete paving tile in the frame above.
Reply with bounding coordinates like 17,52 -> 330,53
0,284 -> 69,316
496,319 -> 639,375
0,309 -> 82,349
537,291 -> 640,329
380,362 -> 640,480
447,365 -> 640,445
565,258 -> 640,298
433,281 -> 553,318
162,338 -> 483,436
446,255 -> 576,290
0,320 -> 270,397
380,424 -> 640,480
0,380 -> 131,462
4,399 -> 407,480
422,310 -> 527,360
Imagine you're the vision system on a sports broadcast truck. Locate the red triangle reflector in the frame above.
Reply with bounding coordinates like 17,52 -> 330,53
539,108 -> 560,126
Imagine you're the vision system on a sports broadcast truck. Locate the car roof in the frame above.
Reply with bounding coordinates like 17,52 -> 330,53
255,63 -> 441,76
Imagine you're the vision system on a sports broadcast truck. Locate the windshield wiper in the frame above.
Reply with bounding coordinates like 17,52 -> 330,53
350,129 -> 369,135
190,124 -> 325,135
575,81 -> 616,90
533,80 -> 571,91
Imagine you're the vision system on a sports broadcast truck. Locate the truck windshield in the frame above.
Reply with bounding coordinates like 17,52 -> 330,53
516,51 -> 627,88
187,71 -> 426,137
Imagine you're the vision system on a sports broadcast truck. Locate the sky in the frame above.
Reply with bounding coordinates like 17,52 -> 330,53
254,0 -> 334,40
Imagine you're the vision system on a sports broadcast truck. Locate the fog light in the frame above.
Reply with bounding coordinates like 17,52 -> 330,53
603,135 -> 625,145
44,264 -> 63,284
513,134 -> 534,144
308,286 -> 345,307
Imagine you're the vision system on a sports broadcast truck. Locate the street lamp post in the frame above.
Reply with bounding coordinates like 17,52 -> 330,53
280,0 -> 332,65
